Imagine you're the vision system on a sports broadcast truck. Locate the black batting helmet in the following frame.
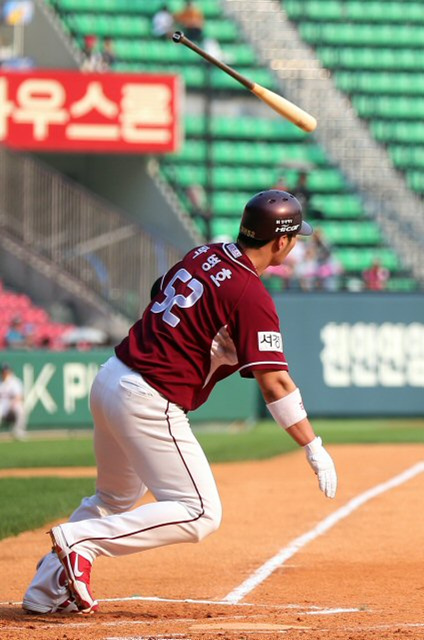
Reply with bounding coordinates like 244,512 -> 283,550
239,190 -> 313,241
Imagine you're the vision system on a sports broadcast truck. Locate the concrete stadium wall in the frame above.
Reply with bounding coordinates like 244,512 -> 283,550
275,292 -> 424,417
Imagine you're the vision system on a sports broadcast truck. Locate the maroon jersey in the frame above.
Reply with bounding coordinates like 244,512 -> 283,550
115,242 -> 288,411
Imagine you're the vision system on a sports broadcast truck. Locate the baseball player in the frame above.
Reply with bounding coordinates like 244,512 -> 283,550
22,190 -> 337,615
0,363 -> 27,440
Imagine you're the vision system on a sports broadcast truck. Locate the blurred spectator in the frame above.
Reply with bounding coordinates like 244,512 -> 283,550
266,229 -> 343,293
311,228 -> 332,263
39,336 -> 52,349
186,183 -> 212,239
312,229 -> 343,291
265,239 -> 307,290
152,4 -> 175,39
316,254 -> 344,292
81,34 -> 103,71
4,316 -> 31,349
174,0 -> 204,42
295,244 -> 318,291
263,262 -> 293,289
292,171 -> 310,212
186,182 -> 207,212
272,175 -> 290,191
100,36 -> 116,69
362,259 -> 390,291
292,171 -> 324,221
203,37 -> 223,60
0,363 -> 27,440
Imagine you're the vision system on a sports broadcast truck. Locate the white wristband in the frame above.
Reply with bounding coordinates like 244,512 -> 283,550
266,388 -> 307,429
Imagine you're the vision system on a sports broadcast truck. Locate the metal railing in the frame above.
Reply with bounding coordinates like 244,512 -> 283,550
0,147 -> 182,319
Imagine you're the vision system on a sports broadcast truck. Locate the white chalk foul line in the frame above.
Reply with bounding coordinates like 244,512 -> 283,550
223,461 -> 424,604
2,595 -> 315,610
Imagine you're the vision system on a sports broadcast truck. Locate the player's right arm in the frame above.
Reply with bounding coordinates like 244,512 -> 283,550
254,369 -> 337,499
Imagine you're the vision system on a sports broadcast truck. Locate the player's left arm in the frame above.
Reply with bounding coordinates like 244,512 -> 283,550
254,369 -> 337,499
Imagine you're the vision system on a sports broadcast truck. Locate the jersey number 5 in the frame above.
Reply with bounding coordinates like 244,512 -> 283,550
151,268 -> 204,327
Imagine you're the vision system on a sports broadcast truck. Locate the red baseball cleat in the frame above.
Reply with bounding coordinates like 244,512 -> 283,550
49,526 -> 98,614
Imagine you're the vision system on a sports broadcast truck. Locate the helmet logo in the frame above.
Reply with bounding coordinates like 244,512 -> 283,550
276,223 -> 300,233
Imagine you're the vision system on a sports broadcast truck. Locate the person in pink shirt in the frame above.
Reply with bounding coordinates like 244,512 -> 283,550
23,190 -> 337,615
362,259 -> 390,291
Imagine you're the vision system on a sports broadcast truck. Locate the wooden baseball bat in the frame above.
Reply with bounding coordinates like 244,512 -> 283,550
172,31 -> 317,133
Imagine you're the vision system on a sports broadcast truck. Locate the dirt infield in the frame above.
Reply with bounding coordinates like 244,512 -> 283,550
1,444 -> 424,640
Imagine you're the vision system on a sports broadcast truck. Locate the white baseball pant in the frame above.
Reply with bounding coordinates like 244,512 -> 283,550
23,356 -> 222,608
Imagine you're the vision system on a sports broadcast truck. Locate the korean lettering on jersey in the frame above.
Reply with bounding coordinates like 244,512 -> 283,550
0,71 -> 181,153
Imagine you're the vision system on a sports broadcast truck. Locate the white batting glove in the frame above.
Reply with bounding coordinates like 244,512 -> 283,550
304,437 -> 337,499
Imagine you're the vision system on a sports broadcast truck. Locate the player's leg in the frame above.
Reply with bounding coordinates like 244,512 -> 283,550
69,360 -> 149,520
55,358 -> 222,559
23,359 -> 147,614
11,405 -> 27,440
23,440 -> 147,613
50,357 -> 222,610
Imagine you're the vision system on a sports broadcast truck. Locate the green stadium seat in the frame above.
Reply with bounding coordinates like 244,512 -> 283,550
161,164 -> 207,187
211,217 -> 239,240
56,0 -> 147,12
386,278 -> 418,292
221,44 -> 256,66
264,277 -> 285,293
305,0 -> 342,21
335,248 -> 400,272
311,194 -> 364,218
209,141 -> 327,167
56,0 -> 222,18
307,169 -> 347,192
64,14 -> 150,38
204,20 -> 239,42
346,1 -> 424,24
335,72 -> 424,96
407,172 -> 424,193
319,47 -> 420,71
354,96 -> 424,120
302,23 -> 424,48
317,221 -> 381,245
211,192 -> 252,216
371,121 -> 424,145
213,166 -> 277,190
390,146 -> 424,170
173,139 -> 207,163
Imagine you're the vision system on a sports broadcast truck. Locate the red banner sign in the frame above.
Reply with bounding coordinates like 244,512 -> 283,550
0,71 -> 182,153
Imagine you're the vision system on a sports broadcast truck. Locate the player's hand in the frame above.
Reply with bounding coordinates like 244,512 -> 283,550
304,437 -> 337,498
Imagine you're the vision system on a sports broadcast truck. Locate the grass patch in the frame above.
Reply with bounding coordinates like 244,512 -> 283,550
0,437 -> 96,470
0,477 -> 95,540
314,418 -> 424,444
0,419 -> 423,470
198,418 -> 424,462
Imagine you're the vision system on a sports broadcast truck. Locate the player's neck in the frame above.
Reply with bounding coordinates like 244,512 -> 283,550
243,247 -> 271,276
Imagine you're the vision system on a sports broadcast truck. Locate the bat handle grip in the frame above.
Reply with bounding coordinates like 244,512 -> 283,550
172,31 -> 254,91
